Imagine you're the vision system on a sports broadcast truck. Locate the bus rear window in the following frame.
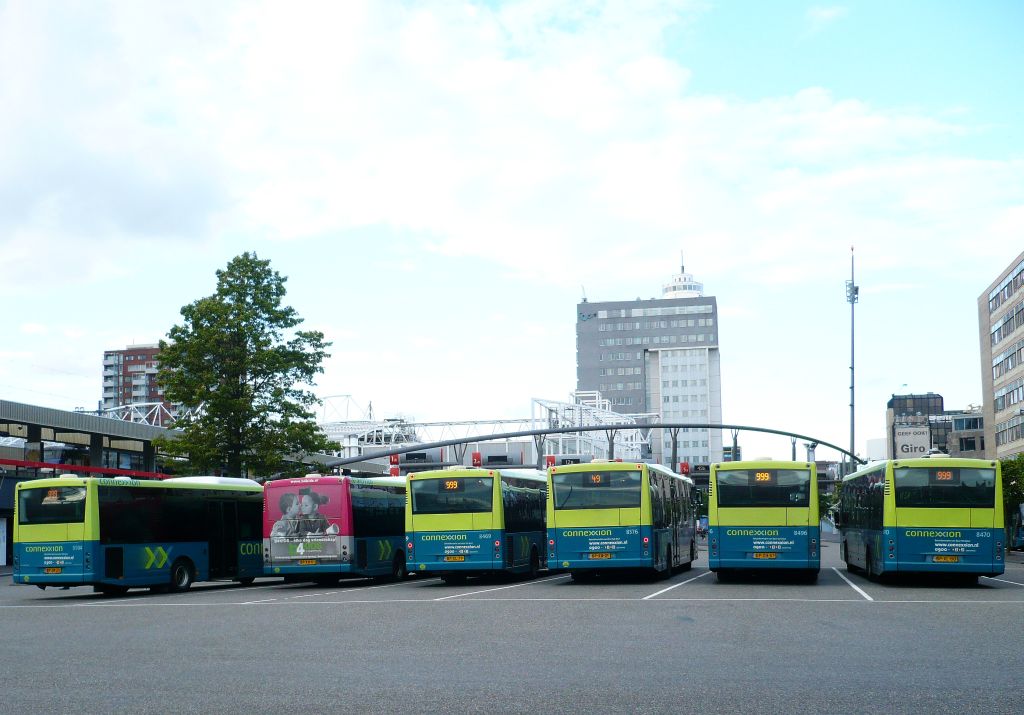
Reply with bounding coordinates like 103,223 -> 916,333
552,470 -> 642,510
716,470 -> 810,508
894,467 -> 996,508
411,477 -> 493,514
18,486 -> 87,525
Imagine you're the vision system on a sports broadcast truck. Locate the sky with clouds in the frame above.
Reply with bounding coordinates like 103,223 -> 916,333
1,0 -> 1022,462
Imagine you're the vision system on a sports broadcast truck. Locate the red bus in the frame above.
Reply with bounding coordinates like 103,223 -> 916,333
263,473 -> 406,584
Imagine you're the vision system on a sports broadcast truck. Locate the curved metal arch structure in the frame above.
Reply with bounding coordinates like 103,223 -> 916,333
323,422 -> 864,468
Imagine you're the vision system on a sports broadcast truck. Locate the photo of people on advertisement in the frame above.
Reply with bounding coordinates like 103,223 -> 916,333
269,486 -> 339,539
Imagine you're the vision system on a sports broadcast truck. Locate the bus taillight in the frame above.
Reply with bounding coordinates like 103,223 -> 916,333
549,539 -> 554,545
642,537 -> 649,544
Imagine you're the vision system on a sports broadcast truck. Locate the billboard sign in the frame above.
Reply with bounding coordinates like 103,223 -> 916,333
894,426 -> 930,457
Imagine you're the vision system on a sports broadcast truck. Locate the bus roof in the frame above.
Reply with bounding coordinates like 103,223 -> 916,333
15,475 -> 263,492
164,476 -> 263,488
843,456 -> 999,483
712,460 -> 815,471
264,473 -> 406,489
409,467 -> 546,484
551,460 -> 694,486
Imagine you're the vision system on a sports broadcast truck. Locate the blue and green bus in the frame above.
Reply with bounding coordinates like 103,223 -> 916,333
838,456 -> 1004,581
708,460 -> 820,581
13,475 -> 263,594
406,468 -> 547,584
547,461 -> 697,582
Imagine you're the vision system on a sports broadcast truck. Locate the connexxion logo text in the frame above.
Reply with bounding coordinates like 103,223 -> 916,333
421,534 -> 468,541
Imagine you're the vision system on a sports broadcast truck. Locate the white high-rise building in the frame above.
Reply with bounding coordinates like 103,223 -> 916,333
576,257 -> 723,467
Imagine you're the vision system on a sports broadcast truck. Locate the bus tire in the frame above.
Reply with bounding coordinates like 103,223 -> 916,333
570,570 -> 595,583
441,574 -> 467,585
842,542 -> 859,573
528,548 -> 540,580
392,552 -> 408,581
237,577 -> 255,586
662,548 -> 673,579
678,541 -> 694,572
864,548 -> 876,581
803,570 -> 819,584
169,559 -> 195,593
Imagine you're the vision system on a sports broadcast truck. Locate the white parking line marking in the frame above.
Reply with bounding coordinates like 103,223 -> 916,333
642,571 -> 711,600
273,577 -> 442,601
833,567 -> 873,601
982,576 -> 1024,587
434,574 -> 570,601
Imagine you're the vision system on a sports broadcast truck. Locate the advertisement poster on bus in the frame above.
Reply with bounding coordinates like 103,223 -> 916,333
266,483 -> 343,561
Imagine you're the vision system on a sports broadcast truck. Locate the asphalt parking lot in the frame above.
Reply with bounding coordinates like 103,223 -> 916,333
2,544 -> 1022,714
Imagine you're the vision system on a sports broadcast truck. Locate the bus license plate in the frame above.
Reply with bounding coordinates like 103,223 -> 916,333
298,559 -> 317,566
934,555 -> 959,563
589,553 -> 612,560
444,556 -> 465,562
43,567 -> 62,574
752,553 -> 777,559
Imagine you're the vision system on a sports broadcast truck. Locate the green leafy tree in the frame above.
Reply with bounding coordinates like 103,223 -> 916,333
1001,454 -> 1024,546
155,252 -> 337,478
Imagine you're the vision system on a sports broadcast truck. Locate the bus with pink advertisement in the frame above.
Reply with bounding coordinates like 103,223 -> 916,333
263,473 -> 407,584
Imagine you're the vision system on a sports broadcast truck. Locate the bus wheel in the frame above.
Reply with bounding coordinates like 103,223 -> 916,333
441,574 -> 467,585
660,548 -> 673,579
569,570 -> 595,583
392,553 -> 408,581
716,570 -> 732,583
842,542 -> 858,573
169,559 -> 194,593
864,549 -> 876,581
802,570 -> 819,584
237,577 -> 255,586
528,549 -> 540,580
681,543 -> 694,572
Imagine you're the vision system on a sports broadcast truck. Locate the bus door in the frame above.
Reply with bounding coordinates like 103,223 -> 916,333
671,480 -> 683,565
206,500 -> 239,578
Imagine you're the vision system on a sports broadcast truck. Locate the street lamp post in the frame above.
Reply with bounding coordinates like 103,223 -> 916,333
846,247 -> 859,476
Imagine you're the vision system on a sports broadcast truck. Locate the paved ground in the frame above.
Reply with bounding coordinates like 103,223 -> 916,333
2,544 -> 1022,714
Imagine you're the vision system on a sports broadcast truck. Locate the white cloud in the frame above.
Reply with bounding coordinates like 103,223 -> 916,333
806,5 -> 849,33
0,0 -> 1018,462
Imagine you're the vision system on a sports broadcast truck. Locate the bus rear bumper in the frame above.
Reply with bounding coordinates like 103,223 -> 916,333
13,570 -> 92,587
265,562 -> 364,577
883,560 -> 1004,577
557,557 -> 651,570
710,558 -> 819,571
410,559 -> 502,575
